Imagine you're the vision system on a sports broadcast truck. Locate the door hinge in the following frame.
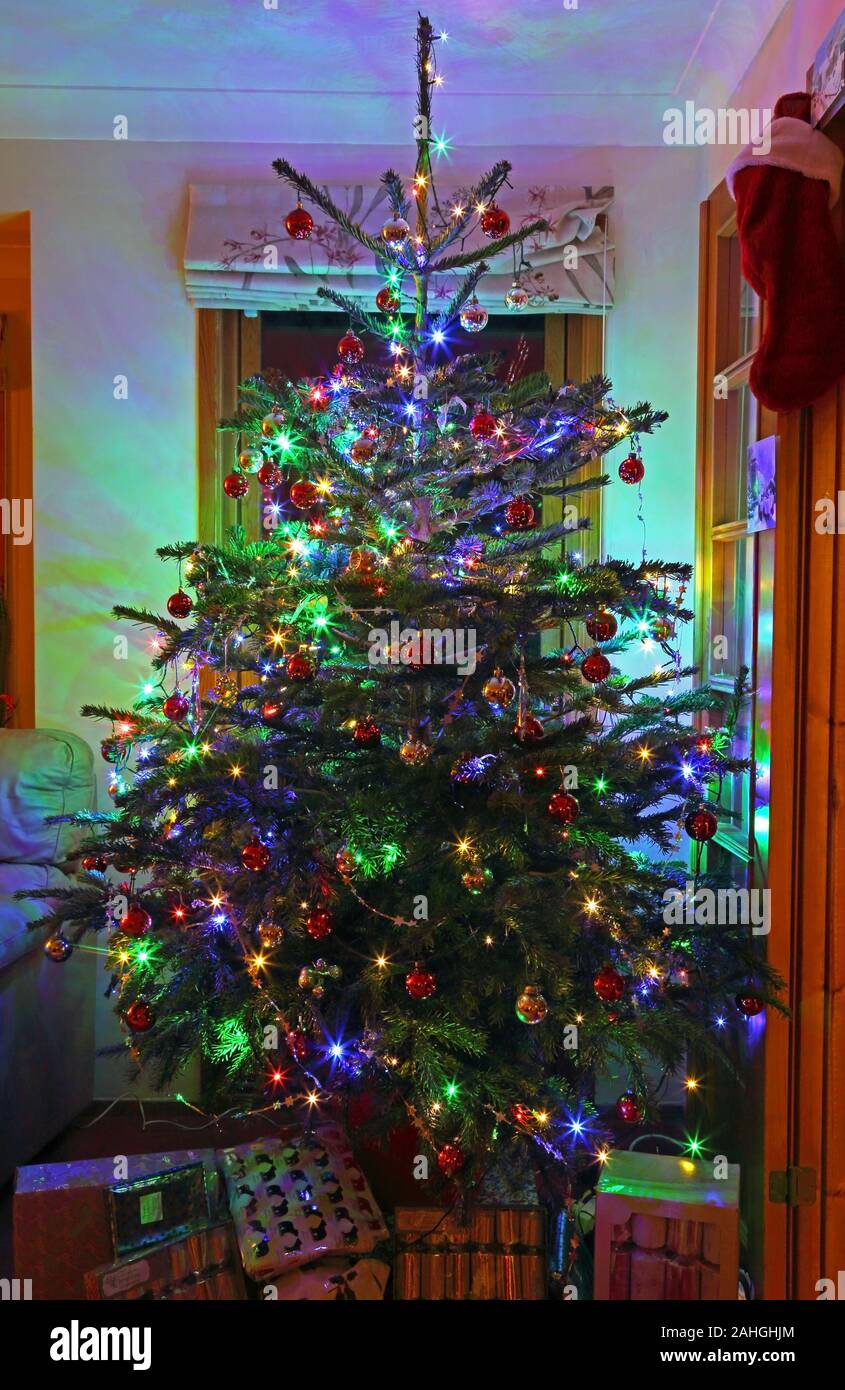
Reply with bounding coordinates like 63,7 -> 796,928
769,1166 -> 817,1206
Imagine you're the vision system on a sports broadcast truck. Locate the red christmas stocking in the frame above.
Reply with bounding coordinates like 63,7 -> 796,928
727,91 -> 845,413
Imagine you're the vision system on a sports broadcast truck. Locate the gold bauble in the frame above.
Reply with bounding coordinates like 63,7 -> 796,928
399,735 -> 432,765
335,848 -> 357,878
381,214 -> 411,246
210,673 -> 238,707
257,920 -> 285,949
462,866 -> 493,894
516,984 -> 548,1025
346,547 -> 377,575
298,966 -> 318,990
482,667 -> 516,707
261,410 -> 286,438
238,447 -> 263,473
350,436 -> 376,464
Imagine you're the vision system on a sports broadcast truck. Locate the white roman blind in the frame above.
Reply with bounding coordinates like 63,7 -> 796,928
184,181 -> 614,315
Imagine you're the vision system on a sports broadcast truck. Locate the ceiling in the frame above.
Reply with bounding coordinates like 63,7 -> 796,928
0,0 -> 789,144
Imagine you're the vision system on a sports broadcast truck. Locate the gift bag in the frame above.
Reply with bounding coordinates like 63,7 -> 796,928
219,1124 -> 387,1281
594,1150 -> 739,1300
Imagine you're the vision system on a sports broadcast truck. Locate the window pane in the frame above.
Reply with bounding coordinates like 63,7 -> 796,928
707,535 -> 755,844
716,233 -> 760,370
712,384 -> 756,527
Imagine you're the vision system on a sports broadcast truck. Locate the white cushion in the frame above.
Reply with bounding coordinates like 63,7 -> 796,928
0,729 -> 95,864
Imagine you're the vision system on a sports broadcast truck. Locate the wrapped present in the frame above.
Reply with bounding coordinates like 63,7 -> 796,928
109,1161 -> 210,1256
594,1149 -> 740,1301
269,1256 -> 390,1301
84,1221 -> 246,1301
13,1149 -> 220,1300
394,1206 -> 547,1300
219,1124 -> 388,1281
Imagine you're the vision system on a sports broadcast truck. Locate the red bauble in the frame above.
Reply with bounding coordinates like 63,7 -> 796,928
125,1000 -> 154,1033
166,589 -> 193,619
513,715 -> 544,745
615,1092 -> 643,1124
406,963 -> 437,999
685,807 -> 718,842
261,699 -> 284,729
120,906 -> 152,938
337,330 -> 364,363
242,836 -> 271,872
375,286 -> 400,313
504,497 -> 535,531
735,992 -> 765,1017
82,855 -> 108,873
257,461 -> 283,488
306,907 -> 333,940
436,1142 -> 465,1177
285,204 -> 314,240
286,651 -> 315,682
548,790 -> 580,824
618,453 -> 645,485
479,204 -> 511,240
594,965 -> 625,1003
286,1029 -> 309,1062
353,717 -> 381,747
470,410 -> 497,440
585,610 -> 618,642
162,692 -> 189,722
223,470 -> 249,499
581,649 -> 611,683
289,479 -> 319,510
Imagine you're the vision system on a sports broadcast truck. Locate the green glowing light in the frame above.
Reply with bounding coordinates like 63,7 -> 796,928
432,130 -> 452,159
683,1131 -> 704,1159
594,775 -> 608,794
445,1081 -> 459,1101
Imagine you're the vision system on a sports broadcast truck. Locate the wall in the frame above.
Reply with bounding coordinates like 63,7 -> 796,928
0,136 -> 701,1095
707,0 -> 845,188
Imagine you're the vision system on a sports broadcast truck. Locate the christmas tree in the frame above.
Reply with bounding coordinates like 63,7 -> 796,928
31,16 -> 779,1183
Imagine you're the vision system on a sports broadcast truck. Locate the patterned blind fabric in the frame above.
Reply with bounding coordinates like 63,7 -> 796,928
184,181 -> 614,315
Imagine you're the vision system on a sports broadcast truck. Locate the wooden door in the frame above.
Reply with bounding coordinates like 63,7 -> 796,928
698,151 -> 845,1298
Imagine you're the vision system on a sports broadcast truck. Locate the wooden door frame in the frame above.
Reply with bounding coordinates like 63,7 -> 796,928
696,180 -> 788,1298
0,212 -> 35,729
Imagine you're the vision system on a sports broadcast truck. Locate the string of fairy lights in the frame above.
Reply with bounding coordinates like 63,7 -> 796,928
41,18 -> 768,1183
